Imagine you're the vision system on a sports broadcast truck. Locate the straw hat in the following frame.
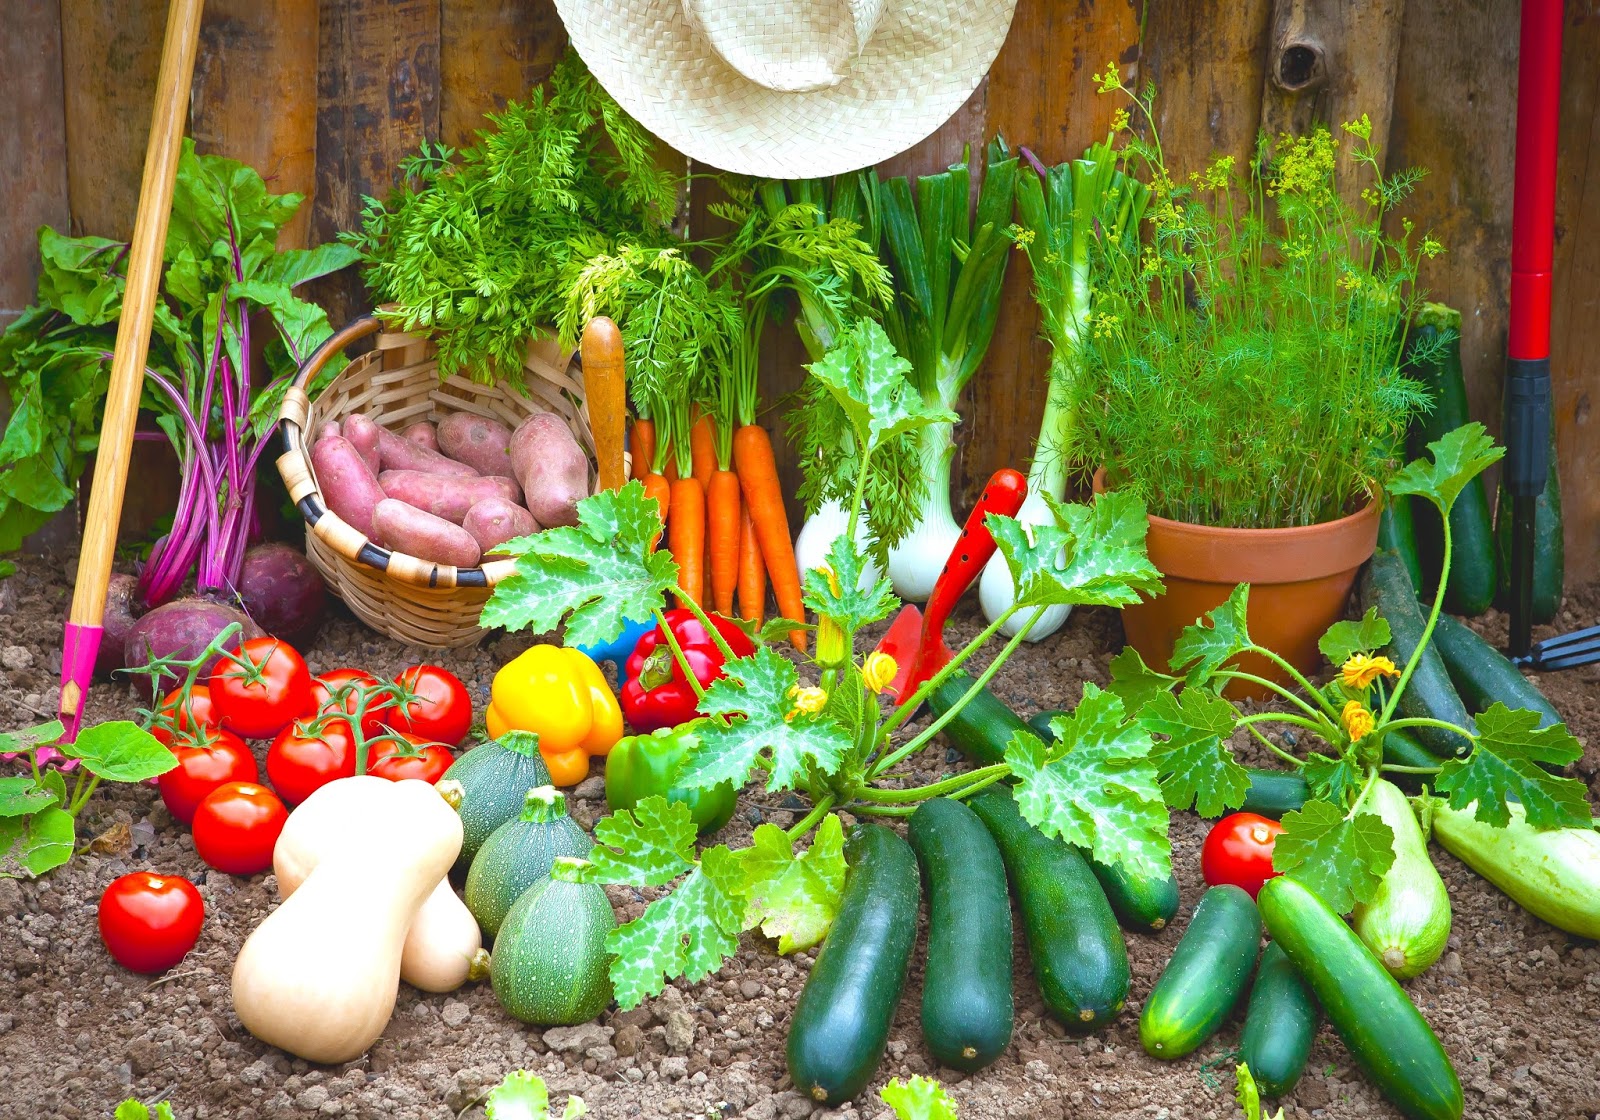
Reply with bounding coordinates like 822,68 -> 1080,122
552,0 -> 1020,179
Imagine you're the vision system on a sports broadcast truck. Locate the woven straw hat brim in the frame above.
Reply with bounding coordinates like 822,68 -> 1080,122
554,0 -> 1019,179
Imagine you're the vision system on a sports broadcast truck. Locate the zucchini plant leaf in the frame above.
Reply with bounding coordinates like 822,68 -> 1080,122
0,806 -> 75,878
1007,685 -> 1170,879
59,721 -> 175,783
1386,422 -> 1503,516
1272,798 -> 1395,914
985,490 -> 1164,611
1170,583 -> 1252,682
1302,752 -> 1362,808
881,1075 -> 960,1120
0,721 -> 64,756
484,1070 -> 586,1120
1318,607 -> 1391,667
1434,704 -> 1588,829
804,317 -> 957,451
730,814 -> 847,954
1139,687 -> 1252,817
1105,647 -> 1178,713
802,535 -> 898,635
556,796 -> 697,887
481,481 -> 677,648
0,777 -> 56,818
682,648 -> 853,793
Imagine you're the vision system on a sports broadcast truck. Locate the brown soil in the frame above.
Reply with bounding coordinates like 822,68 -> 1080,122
2,553 -> 1598,1120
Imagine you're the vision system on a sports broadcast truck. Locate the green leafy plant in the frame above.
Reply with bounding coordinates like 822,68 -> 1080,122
881,1075 -> 959,1120
486,317 -> 1168,1008
1235,1063 -> 1284,1120
1063,70 -> 1440,529
113,1099 -> 177,1120
1113,423 -> 1590,912
479,1070 -> 585,1120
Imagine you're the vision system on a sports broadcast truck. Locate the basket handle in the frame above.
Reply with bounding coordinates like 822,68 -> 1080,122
282,315 -> 382,413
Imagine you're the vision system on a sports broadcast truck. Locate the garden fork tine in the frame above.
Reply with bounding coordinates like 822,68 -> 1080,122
1513,624 -> 1600,671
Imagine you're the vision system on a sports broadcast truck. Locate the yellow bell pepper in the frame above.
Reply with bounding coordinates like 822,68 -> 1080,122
485,645 -> 624,786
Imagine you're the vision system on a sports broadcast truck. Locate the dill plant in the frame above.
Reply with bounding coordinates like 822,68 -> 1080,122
1066,70 -> 1445,529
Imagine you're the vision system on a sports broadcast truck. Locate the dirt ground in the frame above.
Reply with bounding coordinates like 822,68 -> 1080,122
2,552 -> 1598,1120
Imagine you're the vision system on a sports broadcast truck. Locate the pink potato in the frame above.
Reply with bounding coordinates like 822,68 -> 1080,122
401,421 -> 439,452
376,425 -> 478,478
510,413 -> 589,528
438,412 -> 517,479
377,470 -> 521,524
315,420 -> 342,443
311,435 -> 386,539
342,413 -> 382,475
371,499 -> 482,568
462,497 -> 539,554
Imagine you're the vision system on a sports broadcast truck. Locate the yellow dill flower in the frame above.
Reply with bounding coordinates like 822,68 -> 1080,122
862,652 -> 897,694
1341,700 -> 1375,742
1340,653 -> 1399,690
785,685 -> 828,722
1110,107 -> 1131,133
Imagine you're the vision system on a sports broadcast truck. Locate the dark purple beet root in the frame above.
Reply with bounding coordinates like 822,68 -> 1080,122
123,598 -> 258,699
98,573 -> 143,678
237,543 -> 326,647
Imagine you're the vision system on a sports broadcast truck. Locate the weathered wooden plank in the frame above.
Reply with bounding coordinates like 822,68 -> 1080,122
190,0 -> 319,249
1,0 -> 71,331
1141,0 -> 1273,174
439,0 -> 564,149
311,0 -> 441,327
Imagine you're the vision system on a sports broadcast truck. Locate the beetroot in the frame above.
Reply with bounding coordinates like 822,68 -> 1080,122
123,598 -> 258,699
238,543 -> 326,647
98,573 -> 143,678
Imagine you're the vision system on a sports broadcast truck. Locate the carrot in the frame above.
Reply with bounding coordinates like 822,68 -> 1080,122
642,472 -> 671,549
668,477 -> 705,607
707,468 -> 741,617
629,419 -> 655,482
737,504 -> 766,627
732,423 -> 804,649
689,414 -> 716,490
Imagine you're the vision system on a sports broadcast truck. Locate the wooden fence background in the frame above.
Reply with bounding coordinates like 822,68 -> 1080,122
3,0 -> 1597,583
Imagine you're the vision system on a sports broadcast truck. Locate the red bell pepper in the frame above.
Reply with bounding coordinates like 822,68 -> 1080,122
620,610 -> 756,732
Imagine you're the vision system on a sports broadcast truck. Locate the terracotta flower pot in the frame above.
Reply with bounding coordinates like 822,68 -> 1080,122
1096,471 -> 1380,697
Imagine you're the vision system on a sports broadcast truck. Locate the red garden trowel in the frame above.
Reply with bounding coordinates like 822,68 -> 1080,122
876,469 -> 1027,706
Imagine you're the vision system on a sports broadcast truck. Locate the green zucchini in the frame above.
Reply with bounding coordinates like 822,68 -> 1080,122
1494,416 -> 1563,622
907,798 -> 1013,1071
1381,727 -> 1447,793
1139,885 -> 1261,1059
1026,708 -> 1066,741
1234,768 -> 1309,819
1351,780 -> 1451,978
1406,306 -> 1497,615
1259,875 -> 1463,1120
1430,799 -> 1600,940
465,787 -> 593,938
489,876 -> 615,1026
788,825 -> 920,1105
1378,496 -> 1424,594
1358,549 -> 1472,757
1431,612 -> 1562,729
968,788 -> 1129,1031
440,730 -> 554,870
1239,941 -> 1318,1097
927,671 -> 1029,766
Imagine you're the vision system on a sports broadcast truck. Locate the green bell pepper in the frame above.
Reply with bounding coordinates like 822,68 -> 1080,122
603,725 -> 736,835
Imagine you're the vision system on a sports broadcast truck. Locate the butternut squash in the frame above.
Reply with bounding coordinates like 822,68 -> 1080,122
273,776 -> 484,992
232,779 -> 461,1064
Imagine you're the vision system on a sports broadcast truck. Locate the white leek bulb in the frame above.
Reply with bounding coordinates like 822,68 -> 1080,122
885,423 -> 960,602
794,498 -> 879,590
978,488 -> 1070,640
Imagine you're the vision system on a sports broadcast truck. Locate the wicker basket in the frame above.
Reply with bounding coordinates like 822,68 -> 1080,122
276,315 -> 594,648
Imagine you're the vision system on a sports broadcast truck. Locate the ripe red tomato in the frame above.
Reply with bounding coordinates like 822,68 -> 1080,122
311,668 -> 393,740
209,637 -> 314,740
266,720 -> 356,805
383,665 -> 472,747
99,872 -> 204,973
366,733 -> 455,784
192,782 -> 288,875
157,726 -> 259,824
151,684 -> 218,748
1201,812 -> 1285,899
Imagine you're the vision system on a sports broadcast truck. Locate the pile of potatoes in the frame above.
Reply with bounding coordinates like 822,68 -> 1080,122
311,411 -> 588,568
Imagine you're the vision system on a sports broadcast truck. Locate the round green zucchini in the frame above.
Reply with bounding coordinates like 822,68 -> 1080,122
489,876 -> 615,1026
465,786 -> 592,939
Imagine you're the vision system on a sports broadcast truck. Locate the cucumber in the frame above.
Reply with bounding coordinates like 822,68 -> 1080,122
907,798 -> 1013,1071
788,825 -> 920,1105
1139,884 -> 1261,1059
440,730 -> 553,869
1406,306 -> 1497,615
1351,780 -> 1451,978
1026,708 -> 1066,741
968,788 -> 1129,1031
927,671 -> 1029,766
465,787 -> 592,938
1381,727 -> 1447,793
1494,415 -> 1563,622
1259,875 -> 1463,1120
489,877 -> 615,1026
1235,768 -> 1309,819
1431,612 -> 1562,730
1378,496 -> 1424,594
1358,549 -> 1472,757
1239,941 -> 1318,1097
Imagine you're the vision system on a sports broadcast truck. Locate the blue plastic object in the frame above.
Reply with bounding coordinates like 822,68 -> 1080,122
573,616 -> 655,683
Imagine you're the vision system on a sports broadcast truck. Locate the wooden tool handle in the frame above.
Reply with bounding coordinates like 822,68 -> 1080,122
582,316 -> 628,492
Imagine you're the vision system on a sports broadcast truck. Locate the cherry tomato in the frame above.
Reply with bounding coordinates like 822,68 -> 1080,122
383,665 -> 472,747
99,872 -> 204,973
266,719 -> 356,805
157,726 -> 258,824
1201,812 -> 1285,899
151,684 -> 218,748
311,668 -> 393,740
209,637 -> 314,740
366,733 -> 454,784
191,782 -> 288,875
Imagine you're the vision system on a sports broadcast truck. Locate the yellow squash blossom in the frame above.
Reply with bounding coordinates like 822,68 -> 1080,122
1340,653 -> 1399,691
786,685 -> 829,722
1341,700 -> 1375,743
862,652 -> 898,694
